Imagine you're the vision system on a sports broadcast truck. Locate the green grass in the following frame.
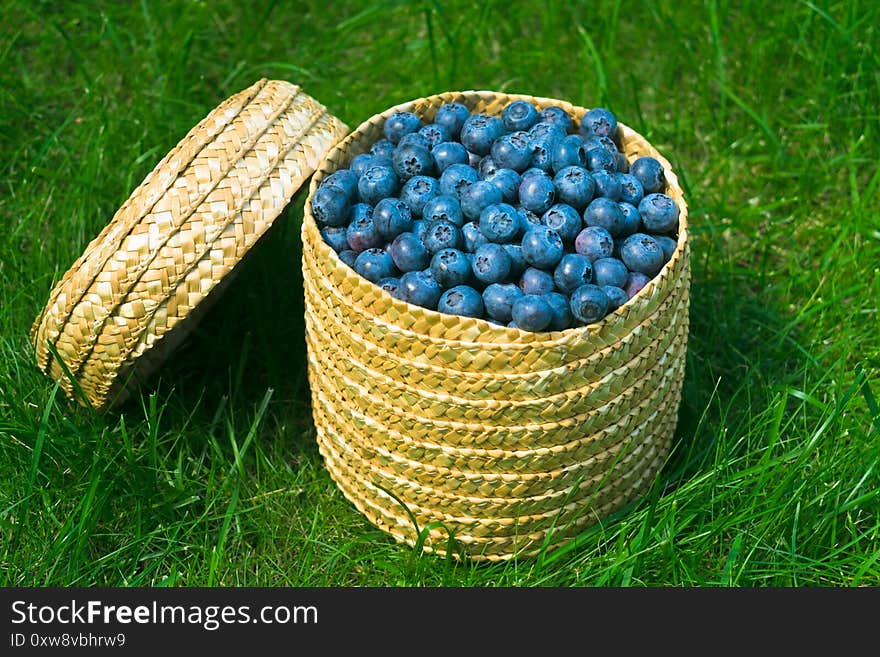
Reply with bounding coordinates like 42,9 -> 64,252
1,0 -> 878,586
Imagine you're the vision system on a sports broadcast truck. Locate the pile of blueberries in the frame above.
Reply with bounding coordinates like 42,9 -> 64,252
311,99 -> 680,332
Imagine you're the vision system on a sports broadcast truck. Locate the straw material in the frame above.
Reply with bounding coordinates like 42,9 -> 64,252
302,91 -> 690,560
31,78 -> 349,410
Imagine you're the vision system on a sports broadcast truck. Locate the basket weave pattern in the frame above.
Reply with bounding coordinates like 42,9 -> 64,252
31,79 -> 348,409
302,91 -> 690,560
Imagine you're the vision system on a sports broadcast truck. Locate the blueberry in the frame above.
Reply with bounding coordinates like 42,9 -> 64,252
618,202 -> 642,236
322,169 -> 359,202
491,131 -> 533,172
460,180 -> 503,221
393,143 -> 435,180
377,276 -> 402,298
432,141 -> 470,172
468,151 -> 482,168
358,165 -> 399,206
370,139 -> 396,159
519,267 -> 555,295
592,257 -> 629,288
438,285 -> 484,318
354,248 -> 397,284
422,194 -> 464,228
553,253 -> 594,294
384,111 -> 422,145
311,184 -> 351,227
373,197 -> 413,240
479,203 -> 522,244
471,242 -> 512,285
512,294 -> 553,332
528,121 -> 567,145
439,163 -> 479,198
521,166 -> 552,182
529,138 -> 556,173
400,269 -> 443,308
412,219 -> 429,243
516,206 -> 543,237
389,231 -> 429,272
350,153 -> 376,177
656,235 -> 678,262
570,284 -> 610,324
544,291 -> 573,330
460,113 -> 505,156
338,249 -> 358,269
346,206 -> 382,252
602,285 -> 629,311
320,225 -> 349,253
521,225 -> 564,269
638,193 -> 679,234
519,173 -> 556,215
429,247 -> 472,288
541,203 -> 582,244
553,166 -> 595,210
552,135 -> 587,173
629,156 -> 666,194
424,220 -> 463,254
477,155 -> 499,180
461,221 -> 489,252
502,100 -> 540,132
502,243 -> 527,277
582,146 -> 617,173
433,102 -> 471,140
617,173 -> 644,205
419,123 -> 451,148
398,132 -> 431,150
483,283 -> 524,323
400,175 -> 439,218
584,197 -> 626,236
583,135 -> 620,157
580,107 -> 618,139
620,233 -> 665,276
485,167 -> 522,204
624,271 -> 651,298
591,169 -> 623,201
574,225 -> 614,261
616,152 -> 629,173
539,106 -> 573,132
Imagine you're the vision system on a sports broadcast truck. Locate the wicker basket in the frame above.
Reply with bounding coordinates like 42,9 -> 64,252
302,91 -> 690,561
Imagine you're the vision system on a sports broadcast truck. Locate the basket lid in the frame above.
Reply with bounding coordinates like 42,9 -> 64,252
30,78 -> 349,411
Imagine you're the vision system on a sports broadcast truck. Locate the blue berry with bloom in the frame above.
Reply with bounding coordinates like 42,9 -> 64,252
322,169 -> 359,202
591,169 -> 622,201
617,173 -> 644,205
354,248 -> 397,283
320,225 -> 349,253
512,294 -> 553,332
516,206 -> 543,237
460,113 -> 505,156
580,107 -> 618,139
400,175 -> 439,218
439,163 -> 479,198
552,135 -> 587,173
373,197 -> 413,240
377,277 -> 402,298
521,225 -> 564,269
602,285 -> 629,311
528,138 -> 556,173
485,167 -> 522,204
383,111 -> 422,145
433,102 -> 471,139
582,146 -> 617,173
625,271 -> 651,298
570,284 -> 610,324
629,156 -> 666,194
412,219 -> 428,243
370,139 -> 396,159
618,202 -> 642,237
583,135 -> 619,158
393,143 -> 435,180
592,257 -> 629,288
418,123 -> 451,148
519,267 -> 555,295
357,165 -> 398,205
502,100 -> 540,132
430,248 -> 472,288
389,231 -> 429,272
479,203 -> 521,244
338,249 -> 358,269
544,291 -> 573,330
350,153 -> 375,177
656,235 -> 678,263
423,220 -> 463,254
553,253 -> 594,294
553,166 -> 595,210
422,194 -> 464,227
584,197 -> 625,236
461,221 -> 489,252
503,243 -> 527,277
620,233 -> 665,276
471,243 -> 512,285
482,283 -> 524,323
528,121 -> 567,145
438,285 -> 484,318
346,207 -> 381,252
477,155 -> 499,180
397,132 -> 430,151
541,204 -> 582,244
311,183 -> 351,227
574,225 -> 614,263
432,141 -> 469,172
540,106 -> 573,132
460,180 -> 503,221
639,193 -> 679,234
399,269 -> 443,308
491,131 -> 533,172
519,173 -> 556,214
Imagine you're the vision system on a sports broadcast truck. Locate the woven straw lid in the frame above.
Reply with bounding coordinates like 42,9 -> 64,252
30,78 -> 349,410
